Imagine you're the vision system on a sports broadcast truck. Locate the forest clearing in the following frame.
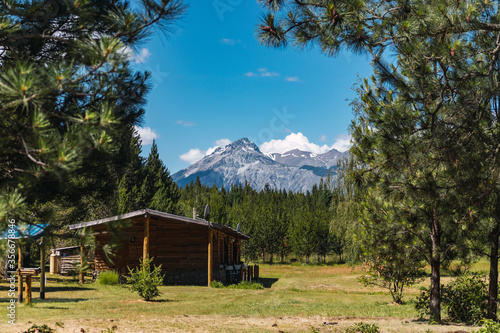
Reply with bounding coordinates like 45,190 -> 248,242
0,263 -> 484,333
4,0 -> 500,331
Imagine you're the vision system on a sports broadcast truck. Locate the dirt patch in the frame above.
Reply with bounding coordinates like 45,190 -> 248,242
2,316 -> 479,333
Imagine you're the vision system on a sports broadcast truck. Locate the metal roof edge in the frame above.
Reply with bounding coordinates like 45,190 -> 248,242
68,208 -> 250,239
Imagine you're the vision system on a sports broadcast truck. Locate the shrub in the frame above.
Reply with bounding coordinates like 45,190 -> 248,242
344,322 -> 380,333
126,256 -> 164,301
22,324 -> 55,333
474,319 -> 500,333
414,272 -> 488,324
359,256 -> 425,304
210,280 -> 264,289
415,287 -> 431,319
442,273 -> 488,324
97,270 -> 119,285
209,281 -> 224,288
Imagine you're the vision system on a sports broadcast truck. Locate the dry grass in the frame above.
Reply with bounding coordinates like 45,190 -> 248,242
0,262 -> 484,333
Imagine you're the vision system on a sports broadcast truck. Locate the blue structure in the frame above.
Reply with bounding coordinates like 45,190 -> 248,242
0,224 -> 49,240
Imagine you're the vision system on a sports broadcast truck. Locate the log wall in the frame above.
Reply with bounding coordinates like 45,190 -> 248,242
92,216 -> 234,285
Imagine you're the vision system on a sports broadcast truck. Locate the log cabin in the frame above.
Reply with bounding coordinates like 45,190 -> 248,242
67,209 -> 250,286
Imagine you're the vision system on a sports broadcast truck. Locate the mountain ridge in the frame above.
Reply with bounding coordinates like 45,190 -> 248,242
172,138 -> 347,192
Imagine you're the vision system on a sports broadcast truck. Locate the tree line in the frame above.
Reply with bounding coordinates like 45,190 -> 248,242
85,134 -> 361,266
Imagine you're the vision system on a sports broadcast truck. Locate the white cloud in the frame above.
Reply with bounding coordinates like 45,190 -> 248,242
177,120 -> 195,127
134,48 -> 151,64
260,132 -> 351,154
260,132 -> 331,154
286,77 -> 299,82
331,134 -> 352,152
221,38 -> 240,45
320,135 -> 327,142
261,71 -> 279,77
121,46 -> 134,60
179,148 -> 205,164
179,138 -> 232,164
244,68 -> 280,78
215,138 -> 232,147
122,46 -> 152,64
133,126 -> 158,145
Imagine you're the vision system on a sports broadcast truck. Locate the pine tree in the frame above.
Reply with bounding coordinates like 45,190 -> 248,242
290,193 -> 317,264
257,0 -> 500,322
141,140 -> 180,213
0,0 -> 187,223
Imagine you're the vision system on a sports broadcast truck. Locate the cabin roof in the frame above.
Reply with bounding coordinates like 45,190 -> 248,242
67,208 -> 250,240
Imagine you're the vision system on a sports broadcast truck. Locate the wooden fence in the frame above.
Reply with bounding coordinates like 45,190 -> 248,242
240,264 -> 259,282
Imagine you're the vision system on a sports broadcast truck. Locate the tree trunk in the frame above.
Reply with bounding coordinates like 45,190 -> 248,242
488,221 -> 500,320
429,210 -> 441,323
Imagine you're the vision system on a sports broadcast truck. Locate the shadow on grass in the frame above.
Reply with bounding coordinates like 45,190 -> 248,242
409,318 -> 475,328
41,306 -> 70,310
0,297 -> 88,304
0,285 -> 94,293
43,286 -> 94,292
149,299 -> 178,303
32,298 -> 89,304
258,278 -> 278,288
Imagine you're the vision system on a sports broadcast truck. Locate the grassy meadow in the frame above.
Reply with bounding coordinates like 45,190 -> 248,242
0,261 -> 486,333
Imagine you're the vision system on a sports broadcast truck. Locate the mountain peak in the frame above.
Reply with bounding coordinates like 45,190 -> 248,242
229,137 -> 260,152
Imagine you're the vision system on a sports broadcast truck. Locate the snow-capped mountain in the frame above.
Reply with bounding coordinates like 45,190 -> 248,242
267,148 -> 344,169
172,138 -> 347,192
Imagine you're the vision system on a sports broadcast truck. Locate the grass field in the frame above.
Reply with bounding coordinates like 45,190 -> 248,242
0,262 -> 486,333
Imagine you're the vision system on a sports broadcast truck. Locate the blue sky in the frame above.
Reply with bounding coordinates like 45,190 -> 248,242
130,1 -> 373,173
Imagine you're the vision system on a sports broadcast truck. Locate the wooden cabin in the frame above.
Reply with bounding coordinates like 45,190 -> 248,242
67,209 -> 250,286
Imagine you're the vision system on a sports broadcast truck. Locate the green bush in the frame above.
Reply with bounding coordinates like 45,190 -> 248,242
344,322 -> 380,333
22,324 -> 55,333
97,270 -> 119,285
474,319 -> 500,333
100,326 -> 118,333
442,273 -> 488,324
415,287 -> 431,319
209,281 -> 225,288
209,280 -> 264,289
415,273 -> 488,324
126,256 -> 164,301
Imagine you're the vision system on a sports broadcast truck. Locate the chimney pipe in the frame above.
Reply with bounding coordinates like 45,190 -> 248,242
193,207 -> 196,219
